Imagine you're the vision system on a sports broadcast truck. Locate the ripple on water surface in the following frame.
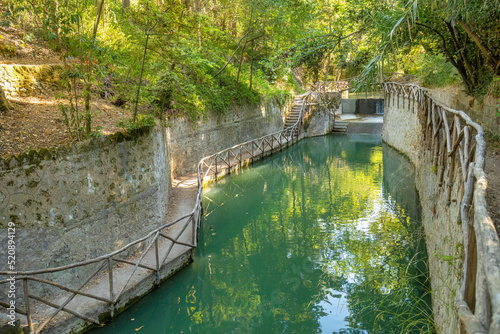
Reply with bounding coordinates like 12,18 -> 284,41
90,135 -> 433,334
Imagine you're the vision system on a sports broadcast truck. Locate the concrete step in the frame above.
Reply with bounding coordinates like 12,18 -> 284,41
284,99 -> 304,130
332,121 -> 349,133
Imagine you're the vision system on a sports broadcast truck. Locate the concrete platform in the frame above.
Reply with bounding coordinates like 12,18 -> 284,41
336,114 -> 383,135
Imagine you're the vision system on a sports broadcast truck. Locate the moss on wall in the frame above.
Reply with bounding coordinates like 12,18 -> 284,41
0,64 -> 63,98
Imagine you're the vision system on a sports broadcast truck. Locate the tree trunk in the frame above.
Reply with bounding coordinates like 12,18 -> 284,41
122,0 -> 130,10
249,40 -> 254,90
445,21 -> 478,86
416,22 -> 475,93
323,52 -> 332,86
84,0 -> 105,134
0,86 -> 10,113
134,26 -> 152,121
195,0 -> 201,47
236,41 -> 247,83
457,20 -> 500,75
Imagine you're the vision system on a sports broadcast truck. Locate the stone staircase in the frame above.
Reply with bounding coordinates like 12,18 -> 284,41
284,96 -> 350,135
332,120 -> 349,133
284,97 -> 303,134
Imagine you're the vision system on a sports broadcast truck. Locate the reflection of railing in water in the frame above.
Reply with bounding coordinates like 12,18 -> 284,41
9,78 -> 494,334
382,82 -> 499,334
197,88 -> 349,182
0,92 -> 321,334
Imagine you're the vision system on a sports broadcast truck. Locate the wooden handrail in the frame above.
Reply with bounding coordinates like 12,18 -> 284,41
381,82 -> 499,334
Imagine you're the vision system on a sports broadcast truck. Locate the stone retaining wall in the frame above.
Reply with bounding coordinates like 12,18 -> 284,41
168,99 -> 289,177
0,64 -> 62,98
428,88 -> 500,136
301,105 -> 335,137
0,127 -> 171,297
0,97 -> 290,331
383,95 -> 463,333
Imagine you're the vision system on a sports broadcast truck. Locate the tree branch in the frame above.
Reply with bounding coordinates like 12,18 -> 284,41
416,22 -> 474,91
214,29 -> 252,77
444,20 -> 477,85
457,19 -> 500,75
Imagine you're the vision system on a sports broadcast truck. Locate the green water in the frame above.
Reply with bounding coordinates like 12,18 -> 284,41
90,135 -> 433,334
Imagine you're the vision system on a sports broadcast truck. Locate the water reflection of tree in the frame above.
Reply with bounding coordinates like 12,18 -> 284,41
188,136 -> 432,333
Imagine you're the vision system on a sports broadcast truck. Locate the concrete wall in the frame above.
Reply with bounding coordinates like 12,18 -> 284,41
358,99 -> 384,114
382,98 -> 422,164
341,98 -> 384,115
301,105 -> 335,137
168,100 -> 288,177
340,99 -> 357,114
383,94 -> 463,333
0,127 -> 171,296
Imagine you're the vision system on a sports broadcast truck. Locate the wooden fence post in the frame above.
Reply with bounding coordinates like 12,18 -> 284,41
23,278 -> 34,334
108,258 -> 115,317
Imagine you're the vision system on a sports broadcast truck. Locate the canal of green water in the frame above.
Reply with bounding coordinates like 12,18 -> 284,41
90,135 -> 433,334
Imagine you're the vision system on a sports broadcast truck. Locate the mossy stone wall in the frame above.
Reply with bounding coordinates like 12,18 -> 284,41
168,100 -> 288,177
0,64 -> 62,98
0,126 -> 171,297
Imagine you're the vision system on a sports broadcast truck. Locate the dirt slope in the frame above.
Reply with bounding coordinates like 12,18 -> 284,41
0,26 -> 128,158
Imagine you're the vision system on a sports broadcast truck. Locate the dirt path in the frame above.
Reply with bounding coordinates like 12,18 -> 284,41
485,145 -> 500,237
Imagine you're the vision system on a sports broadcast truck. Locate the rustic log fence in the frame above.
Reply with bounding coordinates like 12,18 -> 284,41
0,92 -> 317,333
314,72 -> 413,92
382,82 -> 500,334
198,91 -> 318,183
4,79 -> 494,334
0,210 -> 199,333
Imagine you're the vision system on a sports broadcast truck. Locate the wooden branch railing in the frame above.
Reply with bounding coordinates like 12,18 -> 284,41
315,72 -> 413,92
198,91 -> 314,183
0,92 -> 316,334
382,82 -> 500,334
0,211 -> 199,334
315,79 -> 352,92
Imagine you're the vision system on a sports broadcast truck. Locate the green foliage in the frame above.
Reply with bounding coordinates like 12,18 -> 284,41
117,113 -> 155,132
408,54 -> 460,88
10,0 -> 498,127
88,126 -> 103,138
353,0 -> 500,95
55,66 -> 87,140
9,0 -> 309,124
